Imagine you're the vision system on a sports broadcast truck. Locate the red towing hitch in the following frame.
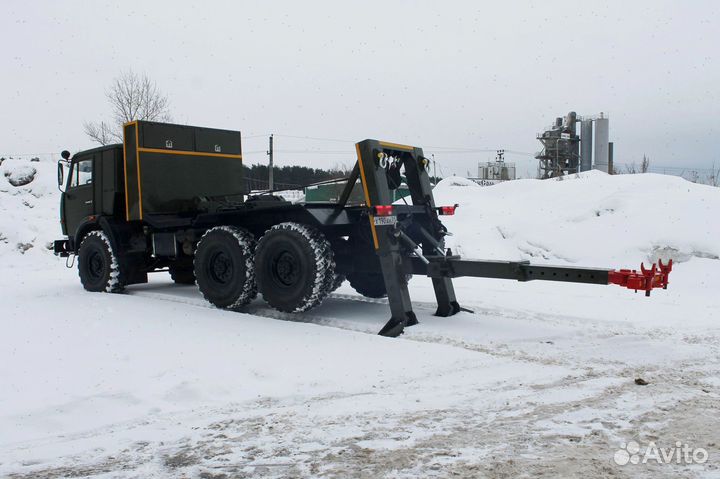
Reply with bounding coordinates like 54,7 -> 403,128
608,259 -> 673,296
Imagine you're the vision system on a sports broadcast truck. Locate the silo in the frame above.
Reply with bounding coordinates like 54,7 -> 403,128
580,119 -> 593,172
594,117 -> 609,173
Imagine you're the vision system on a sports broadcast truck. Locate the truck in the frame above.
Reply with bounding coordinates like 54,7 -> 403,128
54,120 -> 673,337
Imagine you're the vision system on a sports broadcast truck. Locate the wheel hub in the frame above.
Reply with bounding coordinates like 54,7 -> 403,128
87,251 -> 104,279
273,251 -> 300,286
209,251 -> 233,284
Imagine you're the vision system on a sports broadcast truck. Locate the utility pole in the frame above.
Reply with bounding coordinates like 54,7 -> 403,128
267,134 -> 274,190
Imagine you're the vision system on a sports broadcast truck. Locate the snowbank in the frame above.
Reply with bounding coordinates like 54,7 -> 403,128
433,172 -> 720,267
0,158 -> 60,262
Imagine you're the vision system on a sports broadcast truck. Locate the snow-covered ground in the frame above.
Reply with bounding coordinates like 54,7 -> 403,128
1,159 -> 718,478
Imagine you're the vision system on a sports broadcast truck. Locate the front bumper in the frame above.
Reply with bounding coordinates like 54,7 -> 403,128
53,239 -> 71,257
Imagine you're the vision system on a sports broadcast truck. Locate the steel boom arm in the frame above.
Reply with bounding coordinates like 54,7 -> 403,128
412,256 -> 672,295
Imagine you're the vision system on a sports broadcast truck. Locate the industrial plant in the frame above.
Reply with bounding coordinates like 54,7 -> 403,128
536,111 -> 612,178
471,150 -> 517,186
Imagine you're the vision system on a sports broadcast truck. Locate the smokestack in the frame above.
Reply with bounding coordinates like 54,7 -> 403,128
567,111 -> 577,134
580,119 -> 593,172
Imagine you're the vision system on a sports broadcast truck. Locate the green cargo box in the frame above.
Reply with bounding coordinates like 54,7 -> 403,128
123,121 -> 244,220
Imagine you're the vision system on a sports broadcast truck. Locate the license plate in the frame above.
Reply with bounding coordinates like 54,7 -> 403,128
373,215 -> 397,226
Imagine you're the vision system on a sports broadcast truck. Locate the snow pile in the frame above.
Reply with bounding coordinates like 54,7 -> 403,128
433,171 -> 720,267
0,158 -> 60,260
4,163 -> 37,186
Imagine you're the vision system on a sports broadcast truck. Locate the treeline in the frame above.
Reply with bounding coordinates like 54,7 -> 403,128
243,164 -> 348,191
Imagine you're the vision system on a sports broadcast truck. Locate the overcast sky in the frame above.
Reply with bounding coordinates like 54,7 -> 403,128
2,0 -> 718,176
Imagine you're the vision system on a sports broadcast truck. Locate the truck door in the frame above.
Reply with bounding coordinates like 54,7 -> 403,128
63,154 -> 95,238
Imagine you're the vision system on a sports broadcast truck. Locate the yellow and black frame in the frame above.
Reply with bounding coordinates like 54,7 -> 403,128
346,139 -> 460,337
343,139 -> 621,337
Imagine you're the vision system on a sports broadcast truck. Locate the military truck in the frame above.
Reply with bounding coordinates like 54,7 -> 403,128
55,121 -> 672,337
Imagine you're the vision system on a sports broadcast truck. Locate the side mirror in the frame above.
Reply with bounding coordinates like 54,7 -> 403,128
61,150 -> 71,160
57,162 -> 66,192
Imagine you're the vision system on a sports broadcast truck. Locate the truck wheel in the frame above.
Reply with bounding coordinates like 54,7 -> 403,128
345,229 -> 411,298
347,272 -> 388,298
169,265 -> 196,285
77,230 -> 124,293
347,272 -> 413,298
194,226 -> 257,309
255,223 -> 335,313
330,273 -> 346,292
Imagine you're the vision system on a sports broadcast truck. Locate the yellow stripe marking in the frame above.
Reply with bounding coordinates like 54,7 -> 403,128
123,125 -> 130,221
135,123 -> 143,220
137,147 -> 242,159
355,143 -> 380,249
368,214 -> 380,249
122,123 -> 132,221
378,141 -> 415,152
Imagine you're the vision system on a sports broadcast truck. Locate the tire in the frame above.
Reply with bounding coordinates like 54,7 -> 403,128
347,272 -> 388,298
194,226 -> 257,309
330,273 -> 346,292
255,222 -> 335,313
77,230 -> 124,293
346,227 -> 388,297
169,265 -> 195,285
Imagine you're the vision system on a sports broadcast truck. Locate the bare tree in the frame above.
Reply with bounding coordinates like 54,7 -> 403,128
83,120 -> 115,146
624,162 -> 637,174
708,161 -> 720,187
84,70 -> 172,145
641,154 -> 650,173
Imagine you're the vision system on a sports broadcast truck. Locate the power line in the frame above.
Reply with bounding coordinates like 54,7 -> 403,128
274,149 -> 353,154
0,152 -> 57,156
425,146 -> 535,156
241,133 -> 271,139
273,133 -> 354,143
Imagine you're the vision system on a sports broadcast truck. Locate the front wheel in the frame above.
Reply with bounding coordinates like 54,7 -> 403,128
194,226 -> 257,309
77,230 -> 124,293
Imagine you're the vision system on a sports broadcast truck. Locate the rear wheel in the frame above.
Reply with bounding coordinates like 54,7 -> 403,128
77,230 -> 124,293
255,222 -> 334,313
194,226 -> 257,309
347,272 -> 388,298
345,228 -> 411,299
330,273 -> 346,292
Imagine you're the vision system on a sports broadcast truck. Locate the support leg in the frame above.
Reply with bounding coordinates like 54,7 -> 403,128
377,251 -> 417,337
432,277 -> 461,317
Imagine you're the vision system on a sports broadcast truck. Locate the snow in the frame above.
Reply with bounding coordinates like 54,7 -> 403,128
433,172 -> 720,267
1,159 -> 718,477
0,158 -> 58,259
